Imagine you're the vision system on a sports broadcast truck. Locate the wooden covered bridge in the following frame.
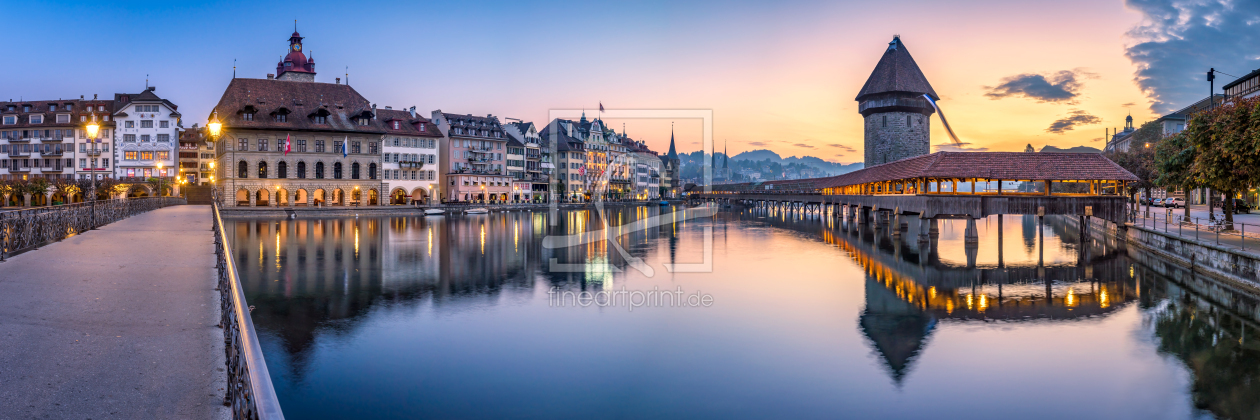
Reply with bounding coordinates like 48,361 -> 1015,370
691,151 -> 1139,242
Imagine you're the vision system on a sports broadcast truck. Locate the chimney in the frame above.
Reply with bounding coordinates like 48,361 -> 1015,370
267,74 -> 275,80
335,77 -> 341,84
385,106 -> 392,110
148,86 -> 156,92
372,103 -> 377,118
93,94 -> 98,100
408,106 -> 415,118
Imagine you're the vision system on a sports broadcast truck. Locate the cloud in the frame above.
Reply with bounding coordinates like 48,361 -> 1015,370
747,141 -> 768,146
1090,137 -> 1103,142
984,69 -> 1094,103
792,143 -> 815,149
1125,0 -> 1260,113
934,143 -> 988,152
1046,110 -> 1102,134
827,144 -> 856,152
1120,102 -> 1136,107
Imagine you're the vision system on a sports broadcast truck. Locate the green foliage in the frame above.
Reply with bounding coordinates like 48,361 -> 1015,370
1180,97 -> 1260,226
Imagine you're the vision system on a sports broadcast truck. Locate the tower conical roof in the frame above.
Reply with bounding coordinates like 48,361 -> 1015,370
855,36 -> 939,101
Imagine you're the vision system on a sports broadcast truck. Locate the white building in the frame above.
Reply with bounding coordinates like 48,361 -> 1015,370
112,87 -> 181,181
379,107 -> 442,204
74,98 -> 115,182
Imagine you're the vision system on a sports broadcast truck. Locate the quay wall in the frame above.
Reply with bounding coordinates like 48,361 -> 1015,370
1068,216 -> 1260,307
219,201 -> 680,219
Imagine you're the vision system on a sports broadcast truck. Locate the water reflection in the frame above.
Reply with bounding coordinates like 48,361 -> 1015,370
230,205 -> 1260,419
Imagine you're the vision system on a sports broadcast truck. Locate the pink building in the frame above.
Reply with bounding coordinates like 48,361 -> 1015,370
432,111 -> 511,203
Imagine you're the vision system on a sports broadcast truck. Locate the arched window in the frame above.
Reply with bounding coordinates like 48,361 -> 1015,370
297,161 -> 306,179
238,161 -> 248,178
278,161 -> 288,179
315,162 -> 325,179
333,162 -> 343,179
368,163 -> 377,180
351,162 -> 360,179
257,161 -> 268,179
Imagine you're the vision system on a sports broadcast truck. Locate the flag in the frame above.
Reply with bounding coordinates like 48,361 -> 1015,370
284,134 -> 291,156
342,136 -> 348,158
599,102 -> 604,113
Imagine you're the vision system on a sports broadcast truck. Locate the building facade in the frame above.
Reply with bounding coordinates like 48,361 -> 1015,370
505,121 -> 549,202
379,107 -> 442,204
112,88 -> 181,182
212,30 -> 386,207
433,111 -> 511,203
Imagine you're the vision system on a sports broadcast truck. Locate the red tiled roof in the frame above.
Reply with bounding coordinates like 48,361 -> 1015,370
816,152 -> 1139,189
855,36 -> 939,102
209,78 -> 384,134
376,108 -> 442,137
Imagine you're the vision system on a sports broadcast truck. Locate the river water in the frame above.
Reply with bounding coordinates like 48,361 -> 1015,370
228,205 -> 1260,420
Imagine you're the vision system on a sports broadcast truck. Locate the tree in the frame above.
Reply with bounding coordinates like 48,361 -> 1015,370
1183,96 -> 1260,230
1107,144 -> 1157,213
1155,131 -> 1195,221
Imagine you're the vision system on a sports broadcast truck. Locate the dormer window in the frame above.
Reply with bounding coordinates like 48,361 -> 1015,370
357,118 -> 368,126
392,121 -> 400,129
30,115 -> 43,124
274,114 -> 287,122
48,105 -> 55,112
23,105 -> 30,112
313,115 -> 326,124
243,113 -> 254,121
420,123 -> 426,131
64,104 -> 72,111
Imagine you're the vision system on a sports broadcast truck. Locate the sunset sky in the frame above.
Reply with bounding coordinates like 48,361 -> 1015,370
5,0 -> 1256,163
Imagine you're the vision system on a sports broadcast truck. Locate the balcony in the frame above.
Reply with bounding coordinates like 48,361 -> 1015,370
399,161 -> 424,169
84,148 -> 102,156
39,137 -> 64,143
41,147 -> 65,156
8,148 -> 31,157
6,137 -> 30,143
9,165 -> 30,172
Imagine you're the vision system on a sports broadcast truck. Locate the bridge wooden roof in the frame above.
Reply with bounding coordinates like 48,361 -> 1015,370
816,152 -> 1139,188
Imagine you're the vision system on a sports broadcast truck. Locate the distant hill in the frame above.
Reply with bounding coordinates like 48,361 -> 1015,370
730,149 -> 863,174
1039,145 -> 1101,153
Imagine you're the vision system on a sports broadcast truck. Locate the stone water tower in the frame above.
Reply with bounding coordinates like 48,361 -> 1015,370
856,36 -> 939,167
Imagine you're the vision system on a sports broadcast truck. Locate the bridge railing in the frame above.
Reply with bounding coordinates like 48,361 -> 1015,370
0,196 -> 186,260
212,192 -> 285,420
1129,207 -> 1260,252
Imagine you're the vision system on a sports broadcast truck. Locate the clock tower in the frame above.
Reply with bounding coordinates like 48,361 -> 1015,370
276,30 -> 316,82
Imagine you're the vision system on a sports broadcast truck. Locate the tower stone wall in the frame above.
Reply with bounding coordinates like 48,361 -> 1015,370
863,111 -> 931,166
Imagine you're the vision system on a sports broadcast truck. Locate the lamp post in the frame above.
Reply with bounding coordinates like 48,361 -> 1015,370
207,111 -> 223,204
156,161 -> 165,198
85,122 -> 100,229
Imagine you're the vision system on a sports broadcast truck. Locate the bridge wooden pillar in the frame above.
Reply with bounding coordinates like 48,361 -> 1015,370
965,217 -> 979,244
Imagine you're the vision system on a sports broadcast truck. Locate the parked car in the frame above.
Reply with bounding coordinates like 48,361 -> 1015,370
1167,197 -> 1186,208
1162,198 -> 1176,208
1139,197 -> 1152,205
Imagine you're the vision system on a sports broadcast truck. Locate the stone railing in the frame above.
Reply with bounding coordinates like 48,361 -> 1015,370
211,193 -> 285,419
0,196 -> 186,260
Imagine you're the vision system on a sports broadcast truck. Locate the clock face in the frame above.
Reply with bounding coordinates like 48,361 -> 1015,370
293,43 -> 301,52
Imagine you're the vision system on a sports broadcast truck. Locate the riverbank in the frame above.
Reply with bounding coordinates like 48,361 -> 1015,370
1071,215 -> 1260,300
218,200 -> 682,218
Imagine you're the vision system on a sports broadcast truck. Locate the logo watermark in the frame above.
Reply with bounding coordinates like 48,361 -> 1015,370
548,286 -> 714,311
542,108 -> 716,277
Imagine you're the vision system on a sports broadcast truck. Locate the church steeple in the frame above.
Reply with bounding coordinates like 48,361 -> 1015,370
667,124 -> 678,161
276,27 -> 315,82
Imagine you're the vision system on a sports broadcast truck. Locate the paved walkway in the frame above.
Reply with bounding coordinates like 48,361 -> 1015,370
0,205 -> 227,419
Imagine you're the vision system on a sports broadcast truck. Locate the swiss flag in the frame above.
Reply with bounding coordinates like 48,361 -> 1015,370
284,134 -> 292,156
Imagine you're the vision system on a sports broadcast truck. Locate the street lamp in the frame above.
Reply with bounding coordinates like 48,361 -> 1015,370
85,121 -> 101,229
156,162 -> 164,197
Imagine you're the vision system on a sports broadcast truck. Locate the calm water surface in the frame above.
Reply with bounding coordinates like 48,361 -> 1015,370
229,206 -> 1260,420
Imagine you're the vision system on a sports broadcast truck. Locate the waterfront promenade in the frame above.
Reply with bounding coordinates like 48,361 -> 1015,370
0,205 -> 227,419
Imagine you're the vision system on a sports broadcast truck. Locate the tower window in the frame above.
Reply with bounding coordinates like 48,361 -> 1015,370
906,116 -> 910,126
882,115 -> 887,128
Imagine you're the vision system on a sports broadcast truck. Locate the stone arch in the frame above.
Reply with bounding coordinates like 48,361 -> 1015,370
368,162 -> 377,180
255,189 -> 270,206
257,160 -> 269,179
295,188 -> 308,206
411,187 -> 429,203
276,187 -> 289,206
350,188 -> 362,205
238,160 -> 249,178
331,188 -> 344,205
235,188 -> 249,206
368,188 -> 379,206
127,184 -> 152,198
390,187 -> 409,205
313,188 -> 326,206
